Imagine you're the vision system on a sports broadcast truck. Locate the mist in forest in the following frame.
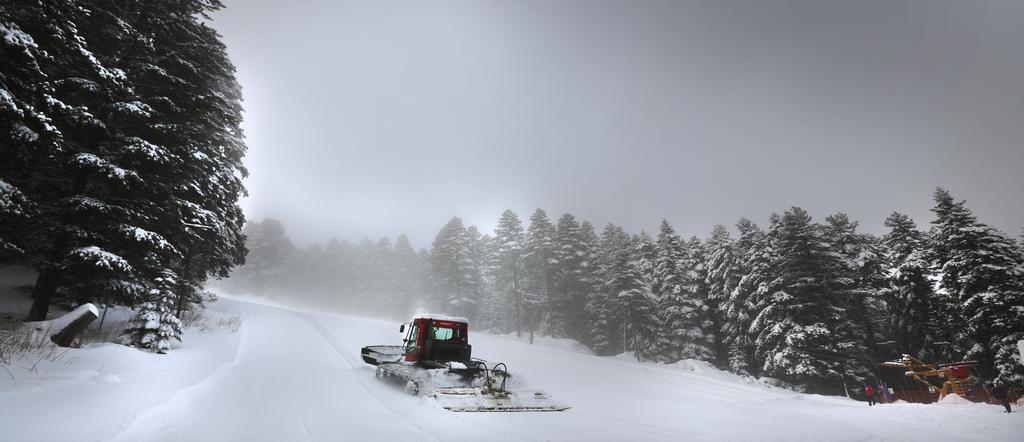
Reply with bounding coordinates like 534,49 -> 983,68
212,0 -> 1024,246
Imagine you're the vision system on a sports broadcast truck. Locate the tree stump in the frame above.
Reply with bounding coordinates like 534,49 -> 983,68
49,304 -> 99,347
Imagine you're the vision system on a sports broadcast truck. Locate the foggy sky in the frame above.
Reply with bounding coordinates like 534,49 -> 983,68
211,0 -> 1024,248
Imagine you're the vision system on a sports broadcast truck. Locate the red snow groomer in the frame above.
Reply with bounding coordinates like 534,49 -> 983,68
360,314 -> 568,412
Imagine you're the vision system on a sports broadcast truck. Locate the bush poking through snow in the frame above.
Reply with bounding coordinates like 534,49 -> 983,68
0,325 -> 72,379
124,271 -> 182,354
180,310 -> 242,334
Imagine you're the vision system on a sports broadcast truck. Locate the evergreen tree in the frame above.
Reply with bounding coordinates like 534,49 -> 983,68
655,221 -> 713,362
475,231 -> 503,331
0,180 -> 30,261
4,0 -> 158,320
464,226 -> 488,319
575,220 -> 601,345
523,209 -> 556,338
882,212 -> 943,361
681,236 -> 718,362
589,223 -> 630,355
125,269 -> 183,353
621,232 -> 660,360
488,210 -> 526,334
706,224 -> 743,369
929,188 -> 1024,385
652,220 -> 685,317
553,213 -> 591,341
391,234 -> 423,318
1,0 -> 247,325
231,219 -> 294,293
750,207 -> 867,393
429,217 -> 481,319
821,213 -> 884,374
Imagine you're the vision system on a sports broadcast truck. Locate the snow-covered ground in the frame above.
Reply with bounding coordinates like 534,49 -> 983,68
1,281 -> 1021,441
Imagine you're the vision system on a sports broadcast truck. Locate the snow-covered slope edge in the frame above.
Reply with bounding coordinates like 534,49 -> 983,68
106,312 -> 251,440
0,303 -> 244,442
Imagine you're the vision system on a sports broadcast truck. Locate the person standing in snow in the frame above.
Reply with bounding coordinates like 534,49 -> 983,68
864,384 -> 877,406
990,383 -> 1012,413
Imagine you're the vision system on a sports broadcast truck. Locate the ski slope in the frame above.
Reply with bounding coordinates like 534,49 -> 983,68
4,294 -> 1022,441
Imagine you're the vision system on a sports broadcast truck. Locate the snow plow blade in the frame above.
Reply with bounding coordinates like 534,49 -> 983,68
432,387 -> 570,412
361,345 -> 405,366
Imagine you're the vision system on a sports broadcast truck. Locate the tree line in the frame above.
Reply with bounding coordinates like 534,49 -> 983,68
228,188 -> 1024,394
0,1 -> 247,352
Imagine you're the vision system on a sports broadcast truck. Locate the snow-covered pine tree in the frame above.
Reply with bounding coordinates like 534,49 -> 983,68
232,219 -> 295,293
620,232 -> 660,361
523,209 -> 557,338
575,220 -> 601,346
488,210 -> 526,335
126,0 -> 248,318
414,248 -> 433,310
391,234 -> 424,319
882,212 -> 944,361
750,207 -> 861,393
705,224 -> 740,367
725,218 -> 772,375
652,221 -> 683,361
476,231 -> 505,331
589,223 -> 630,355
429,217 -> 482,320
1,0 -> 156,320
464,226 -> 488,321
705,225 -> 736,362
125,269 -> 184,354
0,20 -> 53,246
652,220 -> 684,316
653,221 -> 711,362
928,188 -> 1024,386
0,15 -> 42,262
553,213 -> 591,341
820,213 -> 880,382
0,180 -> 31,261
2,0 -> 247,324
479,233 -> 500,328
679,236 -> 718,362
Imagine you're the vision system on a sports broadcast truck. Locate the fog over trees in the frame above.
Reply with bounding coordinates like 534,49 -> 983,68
2,1 -> 1023,440
223,188 -> 1024,394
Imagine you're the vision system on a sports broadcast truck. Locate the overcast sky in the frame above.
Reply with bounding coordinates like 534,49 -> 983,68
211,0 -> 1024,248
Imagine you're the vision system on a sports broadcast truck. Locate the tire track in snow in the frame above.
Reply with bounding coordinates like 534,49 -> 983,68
296,311 -> 548,442
294,311 -> 441,442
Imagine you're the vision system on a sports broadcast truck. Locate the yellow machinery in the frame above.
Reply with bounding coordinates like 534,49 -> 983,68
879,355 -> 982,401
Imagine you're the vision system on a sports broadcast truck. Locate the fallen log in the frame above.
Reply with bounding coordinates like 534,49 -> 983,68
23,304 -> 100,347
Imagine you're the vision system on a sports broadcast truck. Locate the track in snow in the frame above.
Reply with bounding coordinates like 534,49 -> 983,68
112,296 -> 1022,441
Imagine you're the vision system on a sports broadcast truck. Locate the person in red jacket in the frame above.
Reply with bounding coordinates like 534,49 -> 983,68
864,384 -> 877,406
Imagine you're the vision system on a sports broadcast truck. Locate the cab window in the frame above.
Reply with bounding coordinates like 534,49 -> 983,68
404,324 -> 419,353
433,326 -> 454,341
432,326 -> 465,342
